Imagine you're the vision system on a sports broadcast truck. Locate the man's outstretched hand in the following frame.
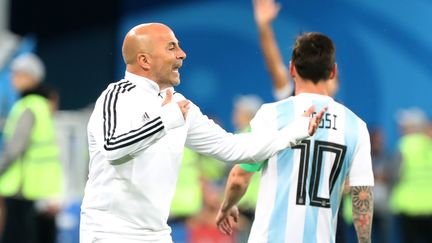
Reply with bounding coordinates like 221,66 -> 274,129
303,106 -> 328,136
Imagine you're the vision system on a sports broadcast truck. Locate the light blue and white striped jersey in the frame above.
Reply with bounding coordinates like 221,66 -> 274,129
247,93 -> 374,243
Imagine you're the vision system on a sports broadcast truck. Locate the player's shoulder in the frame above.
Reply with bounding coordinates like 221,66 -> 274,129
251,98 -> 294,127
334,101 -> 367,127
255,100 -> 281,117
277,94 -> 296,103
94,79 -> 135,105
100,79 -> 137,96
106,79 -> 134,89
261,96 -> 295,111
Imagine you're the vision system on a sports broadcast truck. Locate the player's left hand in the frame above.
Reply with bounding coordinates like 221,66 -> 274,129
216,205 -> 239,235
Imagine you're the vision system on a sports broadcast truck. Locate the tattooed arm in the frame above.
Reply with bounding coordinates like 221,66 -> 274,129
351,186 -> 373,243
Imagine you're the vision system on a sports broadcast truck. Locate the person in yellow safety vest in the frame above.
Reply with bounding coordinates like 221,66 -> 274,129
170,148 -> 203,222
390,107 -> 432,243
169,138 -> 227,226
197,153 -> 227,182
0,53 -> 63,243
170,115 -> 228,224
169,146 -> 229,242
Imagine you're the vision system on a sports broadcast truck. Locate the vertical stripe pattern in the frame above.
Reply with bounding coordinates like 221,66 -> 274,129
268,100 -> 295,243
303,99 -> 329,243
249,94 -> 369,243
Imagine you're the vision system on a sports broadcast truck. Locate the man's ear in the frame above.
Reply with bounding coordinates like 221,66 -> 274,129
137,53 -> 151,70
289,61 -> 296,79
329,63 -> 337,80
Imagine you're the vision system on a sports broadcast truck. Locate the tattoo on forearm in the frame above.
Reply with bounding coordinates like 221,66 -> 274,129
351,186 -> 373,243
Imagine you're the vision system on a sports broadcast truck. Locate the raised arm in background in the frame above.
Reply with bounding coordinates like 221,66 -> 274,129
253,0 -> 292,99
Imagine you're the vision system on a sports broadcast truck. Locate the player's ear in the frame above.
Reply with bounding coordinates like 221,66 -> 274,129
289,61 -> 296,79
137,53 -> 151,70
329,63 -> 337,80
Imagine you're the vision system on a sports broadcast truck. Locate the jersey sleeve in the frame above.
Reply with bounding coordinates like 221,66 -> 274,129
348,122 -> 374,186
237,108 -> 272,171
239,162 -> 265,172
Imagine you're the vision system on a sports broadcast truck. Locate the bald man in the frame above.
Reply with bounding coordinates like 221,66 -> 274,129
80,23 -> 325,243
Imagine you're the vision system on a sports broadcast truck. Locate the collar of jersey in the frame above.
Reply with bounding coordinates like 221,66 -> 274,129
295,92 -> 334,101
124,71 -> 160,94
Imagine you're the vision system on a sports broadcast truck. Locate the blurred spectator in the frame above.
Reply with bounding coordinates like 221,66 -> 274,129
198,153 -> 226,182
0,31 -> 23,153
390,107 -> 432,243
369,127 -> 393,243
170,150 -> 227,227
169,148 -> 203,242
186,180 -> 247,243
230,95 -> 263,242
169,115 -> 227,242
0,53 -> 63,243
170,95 -> 264,242
0,30 -> 21,240
170,148 -> 203,222
196,115 -> 227,183
232,95 -> 263,132
426,120 -> 432,138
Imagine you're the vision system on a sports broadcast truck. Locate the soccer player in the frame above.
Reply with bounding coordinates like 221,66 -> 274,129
252,1 -> 349,242
216,32 -> 374,243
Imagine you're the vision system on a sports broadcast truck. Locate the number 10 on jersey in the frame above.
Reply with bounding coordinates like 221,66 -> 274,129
293,140 -> 347,208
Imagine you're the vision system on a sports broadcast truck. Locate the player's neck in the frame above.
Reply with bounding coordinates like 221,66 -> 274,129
294,79 -> 328,96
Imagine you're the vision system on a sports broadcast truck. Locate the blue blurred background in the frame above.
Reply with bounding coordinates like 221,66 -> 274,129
5,0 -> 431,151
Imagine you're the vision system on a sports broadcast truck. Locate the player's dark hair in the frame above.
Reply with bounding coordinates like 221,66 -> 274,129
291,32 -> 335,83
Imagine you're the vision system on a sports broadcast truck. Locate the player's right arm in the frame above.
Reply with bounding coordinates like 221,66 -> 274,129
253,0 -> 292,100
348,121 -> 374,243
351,186 -> 373,243
216,164 -> 257,235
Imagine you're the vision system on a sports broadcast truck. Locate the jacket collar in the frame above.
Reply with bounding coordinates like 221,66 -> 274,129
124,71 -> 160,94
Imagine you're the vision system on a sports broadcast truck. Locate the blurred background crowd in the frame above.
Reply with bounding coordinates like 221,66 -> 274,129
1,0 -> 432,242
